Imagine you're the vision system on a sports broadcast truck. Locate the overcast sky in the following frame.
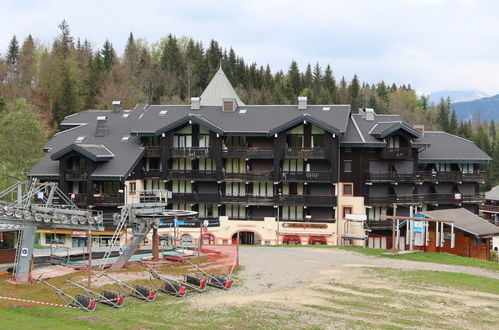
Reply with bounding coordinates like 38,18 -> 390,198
1,0 -> 498,95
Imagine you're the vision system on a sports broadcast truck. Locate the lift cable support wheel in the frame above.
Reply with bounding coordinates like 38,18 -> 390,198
64,280 -> 125,308
98,273 -> 156,302
36,276 -> 97,312
0,179 -> 105,283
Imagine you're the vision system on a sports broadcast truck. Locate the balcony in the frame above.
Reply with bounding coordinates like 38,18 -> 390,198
481,204 -> 499,213
171,147 -> 210,158
364,194 -> 422,206
224,170 -> 273,181
169,193 -> 219,204
364,193 -> 485,206
166,169 -> 217,181
144,146 -> 161,157
221,194 -> 275,205
142,169 -> 162,178
284,147 -> 326,159
281,171 -> 333,183
379,147 -> 412,160
222,147 -> 274,159
69,193 -> 124,206
276,195 -> 337,207
65,169 -> 90,181
462,172 -> 486,183
365,172 -> 416,183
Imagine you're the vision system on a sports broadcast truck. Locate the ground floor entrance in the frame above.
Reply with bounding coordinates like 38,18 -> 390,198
232,231 -> 261,245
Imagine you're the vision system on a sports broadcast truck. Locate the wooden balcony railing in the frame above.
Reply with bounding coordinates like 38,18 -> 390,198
221,194 -> 275,205
365,193 -> 485,205
65,169 -> 90,181
169,193 -> 219,204
222,147 -> 274,158
144,146 -> 161,157
276,195 -> 337,207
284,147 -> 326,159
281,171 -> 333,182
365,172 -> 416,183
171,147 -> 210,158
480,204 -> 499,213
224,171 -> 273,181
379,147 -> 412,160
462,172 -> 486,183
142,169 -> 162,178
166,169 -> 217,181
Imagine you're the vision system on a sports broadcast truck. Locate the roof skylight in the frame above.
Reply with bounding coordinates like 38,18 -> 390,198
122,113 -> 130,118
322,107 -> 330,111
97,116 -> 107,121
159,110 -> 168,116
121,136 -> 130,141
75,136 -> 85,142
239,109 -> 247,114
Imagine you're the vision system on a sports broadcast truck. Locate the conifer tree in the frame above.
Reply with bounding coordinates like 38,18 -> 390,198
285,60 -> 301,99
436,98 -> 449,132
100,39 -> 116,71
6,35 -> 19,66
448,109 -> 458,134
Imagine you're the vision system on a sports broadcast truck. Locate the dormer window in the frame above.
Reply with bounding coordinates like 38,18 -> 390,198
223,98 -> 236,112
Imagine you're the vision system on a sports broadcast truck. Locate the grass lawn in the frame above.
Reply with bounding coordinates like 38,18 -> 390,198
340,246 -> 499,271
1,266 -> 498,329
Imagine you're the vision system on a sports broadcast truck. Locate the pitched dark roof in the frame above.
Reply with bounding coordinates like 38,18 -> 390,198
29,109 -> 145,180
424,208 -> 499,237
418,132 -> 492,163
51,144 -> 114,162
369,121 -> 420,139
130,104 -> 351,136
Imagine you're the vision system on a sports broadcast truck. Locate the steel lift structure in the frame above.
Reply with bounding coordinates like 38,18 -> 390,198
0,180 -> 104,283
99,190 -> 197,271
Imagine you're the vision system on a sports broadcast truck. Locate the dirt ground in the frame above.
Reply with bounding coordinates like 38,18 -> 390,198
191,247 -> 499,329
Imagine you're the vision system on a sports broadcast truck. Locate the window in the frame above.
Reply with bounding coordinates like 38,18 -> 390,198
172,181 -> 192,193
225,182 -> 246,196
239,109 -> 247,114
283,159 -> 304,171
122,113 -> 130,118
343,183 -> 353,196
223,100 -> 234,111
129,182 -> 136,194
199,204 -> 218,218
252,182 -> 274,197
75,136 -> 85,143
172,158 -> 192,170
225,158 -> 245,173
199,158 -> 216,170
343,207 -> 352,219
226,136 -> 246,147
282,206 -> 303,220
121,136 -> 130,141
159,110 -> 168,116
344,160 -> 352,173
387,136 -> 400,148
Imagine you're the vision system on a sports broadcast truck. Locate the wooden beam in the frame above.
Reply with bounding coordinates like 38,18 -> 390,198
380,215 -> 454,223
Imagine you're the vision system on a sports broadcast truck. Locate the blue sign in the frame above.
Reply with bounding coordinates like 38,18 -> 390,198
20,248 -> 29,257
177,220 -> 185,225
413,220 -> 425,233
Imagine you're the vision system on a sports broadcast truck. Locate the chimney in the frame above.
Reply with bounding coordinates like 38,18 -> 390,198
222,98 -> 237,112
362,108 -> 375,121
414,125 -> 424,137
191,97 -> 201,110
95,116 -> 110,137
112,100 -> 122,113
298,96 -> 307,110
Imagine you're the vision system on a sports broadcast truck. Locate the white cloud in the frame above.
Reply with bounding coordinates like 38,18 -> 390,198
0,0 -> 498,94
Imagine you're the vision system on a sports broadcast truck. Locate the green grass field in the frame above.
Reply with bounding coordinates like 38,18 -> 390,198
339,246 -> 499,271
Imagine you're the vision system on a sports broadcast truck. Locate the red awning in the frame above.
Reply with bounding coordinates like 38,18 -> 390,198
282,235 -> 301,243
308,236 -> 327,244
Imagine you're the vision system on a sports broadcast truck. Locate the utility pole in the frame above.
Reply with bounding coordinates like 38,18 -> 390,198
390,203 -> 398,253
87,231 -> 92,288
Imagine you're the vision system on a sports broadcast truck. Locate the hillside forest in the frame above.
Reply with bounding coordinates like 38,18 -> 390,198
0,21 -> 497,190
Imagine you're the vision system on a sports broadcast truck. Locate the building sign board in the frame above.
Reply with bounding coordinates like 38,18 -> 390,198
282,223 -> 328,229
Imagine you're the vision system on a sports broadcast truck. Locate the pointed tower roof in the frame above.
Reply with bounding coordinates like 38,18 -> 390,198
200,66 -> 245,106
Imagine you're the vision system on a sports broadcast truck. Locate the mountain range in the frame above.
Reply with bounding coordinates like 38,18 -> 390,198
451,94 -> 499,122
